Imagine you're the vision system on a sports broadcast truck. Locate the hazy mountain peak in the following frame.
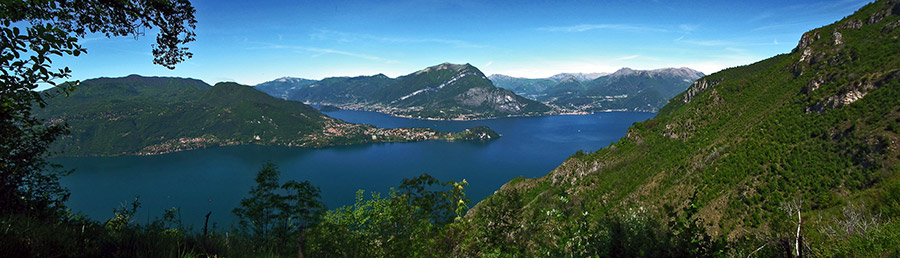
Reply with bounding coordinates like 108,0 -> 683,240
549,72 -> 609,81
272,76 -> 312,83
487,74 -> 516,81
648,67 -> 705,79
558,75 -> 580,83
610,67 -> 637,77
417,62 -> 470,74
608,67 -> 705,80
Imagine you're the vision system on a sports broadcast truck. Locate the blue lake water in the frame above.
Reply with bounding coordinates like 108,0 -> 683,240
56,111 -> 654,228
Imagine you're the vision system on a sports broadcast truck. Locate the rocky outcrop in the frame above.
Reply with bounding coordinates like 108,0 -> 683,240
807,71 -> 900,113
841,19 -> 864,29
683,79 -> 719,103
457,88 -> 527,114
796,0 -> 900,113
833,31 -> 844,45
805,76 -> 825,94
884,20 -> 900,32
548,158 -> 607,187
793,31 -> 820,53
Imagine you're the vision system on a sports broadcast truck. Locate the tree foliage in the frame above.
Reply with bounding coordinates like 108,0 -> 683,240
304,174 -> 470,257
0,0 -> 196,217
232,162 -> 324,253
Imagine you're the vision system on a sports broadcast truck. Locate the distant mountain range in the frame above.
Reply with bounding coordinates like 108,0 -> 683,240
256,63 -> 551,120
548,72 -> 609,82
36,75 -> 499,156
256,64 -> 702,118
489,67 -> 705,112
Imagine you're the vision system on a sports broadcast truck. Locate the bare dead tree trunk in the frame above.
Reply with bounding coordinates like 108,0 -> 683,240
204,211 -> 212,237
782,198 -> 803,258
297,226 -> 305,258
747,243 -> 767,258
795,201 -> 802,258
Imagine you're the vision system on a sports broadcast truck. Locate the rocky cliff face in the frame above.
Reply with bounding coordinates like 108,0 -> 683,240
792,0 -> 900,113
456,87 -> 530,114
682,79 -> 719,103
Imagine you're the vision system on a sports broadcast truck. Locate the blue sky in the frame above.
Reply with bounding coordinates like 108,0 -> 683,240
54,0 -> 871,86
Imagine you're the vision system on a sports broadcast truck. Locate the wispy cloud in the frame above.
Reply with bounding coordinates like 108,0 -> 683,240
724,47 -> 748,53
305,47 -> 383,60
249,43 -> 397,63
615,55 -> 641,61
677,38 -> 780,48
310,30 -> 486,48
752,0 -> 868,31
790,0 -> 870,13
679,24 -> 698,33
538,24 -> 667,33
748,11 -> 774,23
484,61 -> 493,67
679,39 -> 734,47
751,21 -> 815,32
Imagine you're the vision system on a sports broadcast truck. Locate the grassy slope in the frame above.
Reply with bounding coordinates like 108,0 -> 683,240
471,0 -> 900,254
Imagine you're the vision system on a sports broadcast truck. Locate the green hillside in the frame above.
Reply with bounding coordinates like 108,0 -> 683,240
255,63 -> 551,120
285,74 -> 394,104
460,1 -> 900,256
36,75 -> 499,156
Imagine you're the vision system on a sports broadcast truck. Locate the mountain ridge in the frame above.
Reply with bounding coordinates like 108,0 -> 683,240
36,75 -> 501,157
255,63 -> 551,120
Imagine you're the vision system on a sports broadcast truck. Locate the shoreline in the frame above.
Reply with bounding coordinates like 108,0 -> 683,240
308,102 -> 657,121
49,125 -> 500,158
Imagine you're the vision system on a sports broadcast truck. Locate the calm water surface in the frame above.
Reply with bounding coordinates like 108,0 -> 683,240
56,111 -> 654,227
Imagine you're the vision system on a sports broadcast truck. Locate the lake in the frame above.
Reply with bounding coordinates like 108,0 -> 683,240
56,110 -> 654,228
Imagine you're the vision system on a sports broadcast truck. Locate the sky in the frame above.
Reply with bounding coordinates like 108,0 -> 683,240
52,0 -> 872,86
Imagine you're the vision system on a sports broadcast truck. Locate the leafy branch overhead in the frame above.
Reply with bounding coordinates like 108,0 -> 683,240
1,0 -> 196,218
3,0 -> 197,69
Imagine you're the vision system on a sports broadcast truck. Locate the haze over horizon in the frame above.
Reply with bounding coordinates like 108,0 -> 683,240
52,0 -> 870,87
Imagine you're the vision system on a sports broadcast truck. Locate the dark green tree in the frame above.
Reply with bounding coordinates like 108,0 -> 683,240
304,174 -> 470,257
233,162 -> 325,254
0,0 -> 196,217
399,173 -> 470,226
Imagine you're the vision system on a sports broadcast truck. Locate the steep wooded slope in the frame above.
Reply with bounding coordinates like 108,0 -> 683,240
465,1 -> 900,256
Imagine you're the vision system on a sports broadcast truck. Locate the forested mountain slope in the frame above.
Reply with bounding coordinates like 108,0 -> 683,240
462,1 -> 900,256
